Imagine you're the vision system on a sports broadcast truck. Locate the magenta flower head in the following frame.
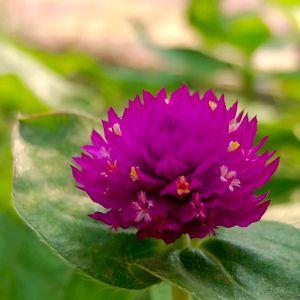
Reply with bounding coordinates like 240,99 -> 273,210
72,85 -> 279,244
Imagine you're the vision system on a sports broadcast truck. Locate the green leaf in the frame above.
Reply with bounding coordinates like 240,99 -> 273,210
0,40 -> 102,115
137,222 -> 300,299
188,0 -> 224,41
157,48 -> 234,75
13,113 -> 300,299
255,123 -> 300,204
0,74 -> 49,211
257,123 -> 300,148
13,113 -> 162,289
259,176 -> 300,204
188,0 -> 270,54
268,71 -> 300,101
227,15 -> 270,54
0,212 -> 151,300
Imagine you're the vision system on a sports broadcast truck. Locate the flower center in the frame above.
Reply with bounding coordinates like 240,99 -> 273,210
107,160 -> 117,172
176,176 -> 190,196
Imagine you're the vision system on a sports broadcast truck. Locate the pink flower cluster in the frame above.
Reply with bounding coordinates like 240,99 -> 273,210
72,85 -> 279,243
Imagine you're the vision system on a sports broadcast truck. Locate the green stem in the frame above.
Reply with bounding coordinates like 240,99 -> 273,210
172,234 -> 191,300
172,285 -> 191,300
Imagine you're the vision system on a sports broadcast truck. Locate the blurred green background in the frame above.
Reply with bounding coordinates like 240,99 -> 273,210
0,0 -> 300,299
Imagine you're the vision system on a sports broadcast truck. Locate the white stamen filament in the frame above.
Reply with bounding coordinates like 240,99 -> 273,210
109,123 -> 122,136
229,119 -> 241,133
220,165 -> 241,192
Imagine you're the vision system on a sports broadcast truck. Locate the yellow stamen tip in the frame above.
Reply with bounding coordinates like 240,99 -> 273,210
176,176 -> 190,196
130,166 -> 139,181
228,141 -> 240,152
209,101 -> 217,111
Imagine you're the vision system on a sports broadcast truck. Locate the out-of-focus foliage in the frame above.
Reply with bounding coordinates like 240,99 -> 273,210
269,0 -> 300,6
187,0 -> 300,205
189,0 -> 271,55
0,39 -> 103,114
0,0 -> 300,298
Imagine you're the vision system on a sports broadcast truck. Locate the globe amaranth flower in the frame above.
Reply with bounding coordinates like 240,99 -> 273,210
72,85 -> 279,244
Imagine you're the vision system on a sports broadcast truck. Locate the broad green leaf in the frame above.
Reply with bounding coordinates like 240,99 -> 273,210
137,222 -> 300,299
12,113 -> 162,289
0,211 -> 170,300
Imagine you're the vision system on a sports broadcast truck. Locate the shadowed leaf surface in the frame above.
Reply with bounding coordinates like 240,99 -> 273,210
137,222 -> 300,299
0,212 -> 161,300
